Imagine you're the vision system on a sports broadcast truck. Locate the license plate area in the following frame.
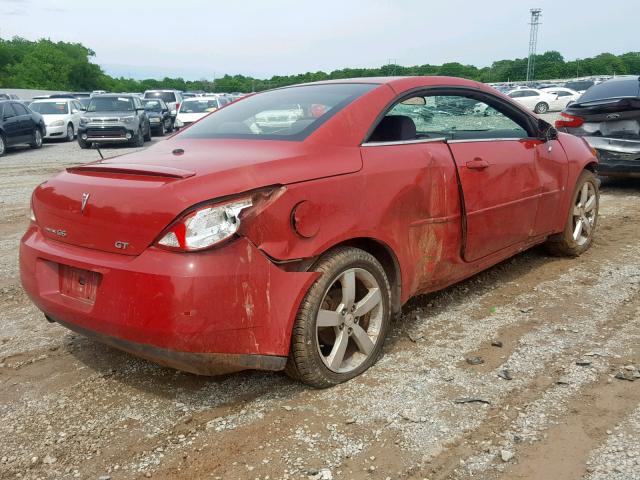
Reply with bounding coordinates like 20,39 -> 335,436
59,265 -> 101,303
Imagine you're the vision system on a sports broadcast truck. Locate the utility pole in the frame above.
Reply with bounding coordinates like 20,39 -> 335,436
526,8 -> 542,83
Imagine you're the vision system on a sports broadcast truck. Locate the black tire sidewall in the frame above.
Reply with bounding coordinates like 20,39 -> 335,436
290,248 -> 391,387
66,124 -> 74,142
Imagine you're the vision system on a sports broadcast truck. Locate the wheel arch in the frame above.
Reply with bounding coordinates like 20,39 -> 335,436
322,237 -> 403,316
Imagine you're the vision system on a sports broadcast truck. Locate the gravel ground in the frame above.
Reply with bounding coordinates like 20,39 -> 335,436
1,116 -> 639,480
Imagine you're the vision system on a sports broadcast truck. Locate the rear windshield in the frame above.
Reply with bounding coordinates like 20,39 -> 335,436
145,91 -> 177,103
88,97 -> 134,112
179,83 -> 376,141
180,99 -> 219,113
577,77 -> 640,103
30,101 -> 69,114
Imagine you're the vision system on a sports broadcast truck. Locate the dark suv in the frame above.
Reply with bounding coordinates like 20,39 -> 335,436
78,94 -> 151,148
143,90 -> 183,131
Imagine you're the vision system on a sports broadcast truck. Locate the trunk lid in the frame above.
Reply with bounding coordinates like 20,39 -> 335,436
32,138 -> 361,255
565,98 -> 640,141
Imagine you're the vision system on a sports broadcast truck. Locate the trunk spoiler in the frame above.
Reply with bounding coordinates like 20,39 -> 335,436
67,163 -> 196,179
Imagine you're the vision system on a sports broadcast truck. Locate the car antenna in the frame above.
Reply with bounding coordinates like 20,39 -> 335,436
93,144 -> 104,159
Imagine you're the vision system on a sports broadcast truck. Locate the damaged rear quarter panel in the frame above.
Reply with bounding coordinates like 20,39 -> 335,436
240,141 -> 464,306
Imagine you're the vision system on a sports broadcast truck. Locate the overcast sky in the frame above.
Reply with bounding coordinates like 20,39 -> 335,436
1,0 -> 636,80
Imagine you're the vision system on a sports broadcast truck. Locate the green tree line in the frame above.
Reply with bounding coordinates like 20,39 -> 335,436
1,37 -> 639,93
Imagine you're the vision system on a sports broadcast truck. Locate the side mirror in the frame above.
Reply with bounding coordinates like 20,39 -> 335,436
71,109 -> 79,114
539,119 -> 558,141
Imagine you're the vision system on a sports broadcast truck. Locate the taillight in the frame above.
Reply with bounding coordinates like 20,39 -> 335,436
156,197 -> 253,252
175,103 -> 180,110
555,112 -> 584,128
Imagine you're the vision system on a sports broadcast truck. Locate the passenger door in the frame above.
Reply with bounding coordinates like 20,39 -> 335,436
12,102 -> 33,141
404,93 -> 541,262
1,103 -> 22,145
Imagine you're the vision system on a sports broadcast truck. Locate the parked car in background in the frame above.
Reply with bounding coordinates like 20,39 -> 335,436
541,87 -> 581,109
143,90 -> 183,130
507,88 -> 560,113
175,96 -> 221,129
0,93 -> 21,100
0,100 -> 45,157
29,98 -> 84,142
21,77 -> 598,387
77,94 -> 151,148
556,75 -> 640,177
142,98 -> 172,136
563,80 -> 596,95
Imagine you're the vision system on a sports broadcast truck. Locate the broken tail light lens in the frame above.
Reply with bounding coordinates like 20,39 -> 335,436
555,112 -> 585,128
156,197 -> 253,252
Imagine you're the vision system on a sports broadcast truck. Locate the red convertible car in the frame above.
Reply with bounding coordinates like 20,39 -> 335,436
20,76 -> 599,387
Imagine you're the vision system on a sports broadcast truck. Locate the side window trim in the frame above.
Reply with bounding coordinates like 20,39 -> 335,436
362,137 -> 447,147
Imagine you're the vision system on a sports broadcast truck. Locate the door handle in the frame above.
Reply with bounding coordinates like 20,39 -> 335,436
466,158 -> 490,170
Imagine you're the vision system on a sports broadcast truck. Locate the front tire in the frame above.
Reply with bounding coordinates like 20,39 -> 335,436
545,170 -> 599,257
78,137 -> 91,149
65,124 -> 74,142
286,247 -> 391,388
131,128 -> 144,147
0,133 -> 6,157
534,102 -> 549,114
30,128 -> 43,149
143,122 -> 152,141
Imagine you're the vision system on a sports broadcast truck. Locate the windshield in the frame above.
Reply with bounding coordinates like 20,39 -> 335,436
29,101 -> 69,114
88,97 -> 134,112
144,91 -> 177,103
143,100 -> 163,112
180,99 -> 219,113
179,83 -> 376,141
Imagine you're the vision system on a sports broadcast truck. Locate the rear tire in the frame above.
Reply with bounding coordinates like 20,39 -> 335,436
30,128 -> 43,149
545,170 -> 599,257
0,133 -> 6,157
534,102 -> 549,114
286,247 -> 391,388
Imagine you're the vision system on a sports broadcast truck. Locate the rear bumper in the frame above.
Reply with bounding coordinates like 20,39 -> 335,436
582,136 -> 640,176
48,315 -> 287,375
20,226 -> 317,373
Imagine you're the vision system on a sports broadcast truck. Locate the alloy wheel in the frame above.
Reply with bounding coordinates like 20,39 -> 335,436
0,136 -> 5,156
35,129 -> 42,147
315,268 -> 384,373
572,181 -> 597,246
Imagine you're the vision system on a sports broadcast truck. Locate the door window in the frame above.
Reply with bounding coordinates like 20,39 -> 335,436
377,94 -> 528,142
2,103 -> 17,118
12,103 -> 29,115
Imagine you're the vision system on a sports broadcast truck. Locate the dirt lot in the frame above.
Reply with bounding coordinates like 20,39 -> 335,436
1,120 -> 639,480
